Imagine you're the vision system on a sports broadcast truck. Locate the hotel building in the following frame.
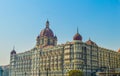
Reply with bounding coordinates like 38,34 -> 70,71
9,20 -> 120,76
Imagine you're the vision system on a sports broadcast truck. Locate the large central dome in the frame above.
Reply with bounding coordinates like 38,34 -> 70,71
36,20 -> 57,47
40,20 -> 54,37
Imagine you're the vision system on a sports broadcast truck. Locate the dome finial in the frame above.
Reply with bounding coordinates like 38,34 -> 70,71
11,46 -> 16,55
13,45 -> 15,50
89,37 -> 91,40
46,19 -> 49,28
73,27 -> 82,41
77,27 -> 79,33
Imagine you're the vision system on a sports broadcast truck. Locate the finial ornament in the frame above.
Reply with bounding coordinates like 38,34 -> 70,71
46,19 -> 49,28
77,27 -> 79,33
89,37 -> 91,40
13,46 -> 15,50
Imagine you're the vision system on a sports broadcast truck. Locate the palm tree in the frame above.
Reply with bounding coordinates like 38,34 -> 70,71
67,70 -> 83,76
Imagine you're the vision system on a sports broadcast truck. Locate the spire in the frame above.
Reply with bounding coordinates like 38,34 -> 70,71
13,46 -> 15,50
77,27 -> 79,34
73,27 -> 82,41
89,37 -> 91,40
11,46 -> 16,55
77,27 -> 78,33
46,19 -> 49,28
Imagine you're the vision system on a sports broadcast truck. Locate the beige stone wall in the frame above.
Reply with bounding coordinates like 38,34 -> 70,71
10,41 -> 120,76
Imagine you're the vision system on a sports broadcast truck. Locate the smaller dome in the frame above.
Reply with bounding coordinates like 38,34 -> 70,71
86,38 -> 97,46
73,28 -> 82,41
118,48 -> 120,52
11,47 -> 16,55
11,49 -> 16,55
54,35 -> 57,40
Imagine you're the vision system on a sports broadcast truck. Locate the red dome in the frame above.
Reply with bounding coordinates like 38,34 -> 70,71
73,33 -> 82,40
86,39 -> 97,46
11,49 -> 16,55
40,28 -> 54,37
40,20 -> 54,37
118,49 -> 120,52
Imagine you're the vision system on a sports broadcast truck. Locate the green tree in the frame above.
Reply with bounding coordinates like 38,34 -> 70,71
67,70 -> 83,76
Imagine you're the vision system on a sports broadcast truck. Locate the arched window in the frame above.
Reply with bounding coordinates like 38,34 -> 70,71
48,39 -> 50,45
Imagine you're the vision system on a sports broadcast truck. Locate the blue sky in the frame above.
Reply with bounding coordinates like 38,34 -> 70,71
0,0 -> 120,65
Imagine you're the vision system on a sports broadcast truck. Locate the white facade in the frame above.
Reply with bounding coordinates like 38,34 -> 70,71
9,21 -> 120,76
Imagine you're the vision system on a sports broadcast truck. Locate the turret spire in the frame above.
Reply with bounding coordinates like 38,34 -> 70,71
77,27 -> 79,33
13,46 -> 15,50
11,46 -> 16,55
89,37 -> 91,40
73,27 -> 82,41
46,19 -> 49,28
